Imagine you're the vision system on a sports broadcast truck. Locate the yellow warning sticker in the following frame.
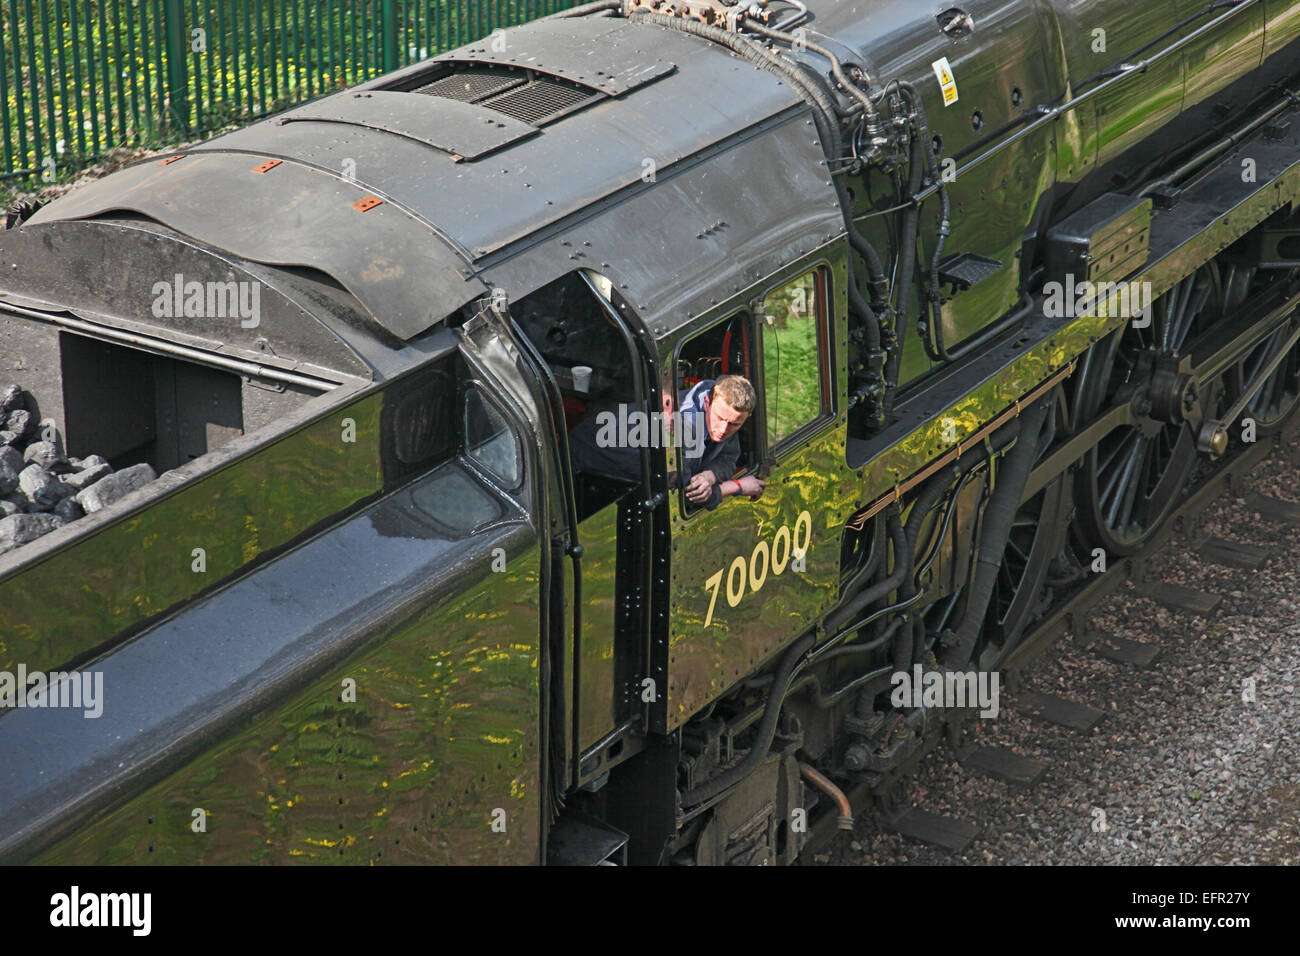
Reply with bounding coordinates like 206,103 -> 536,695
931,56 -> 959,107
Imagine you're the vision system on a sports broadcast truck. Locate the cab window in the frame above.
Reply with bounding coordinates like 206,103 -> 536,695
761,269 -> 830,449
675,310 -> 757,477
464,386 -> 522,489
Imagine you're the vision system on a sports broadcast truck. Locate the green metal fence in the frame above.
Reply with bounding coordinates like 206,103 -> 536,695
1,0 -> 587,183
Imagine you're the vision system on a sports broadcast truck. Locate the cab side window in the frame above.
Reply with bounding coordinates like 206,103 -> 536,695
675,310 -> 756,476
464,386 -> 522,489
761,269 -> 829,450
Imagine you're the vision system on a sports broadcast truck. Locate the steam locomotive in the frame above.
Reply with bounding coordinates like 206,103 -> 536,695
2,0 -> 1299,865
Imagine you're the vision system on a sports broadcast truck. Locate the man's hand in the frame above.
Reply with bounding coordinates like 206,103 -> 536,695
685,471 -> 716,503
735,475 -> 766,500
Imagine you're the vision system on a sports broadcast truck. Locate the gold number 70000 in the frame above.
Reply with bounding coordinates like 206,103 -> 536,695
702,510 -> 812,628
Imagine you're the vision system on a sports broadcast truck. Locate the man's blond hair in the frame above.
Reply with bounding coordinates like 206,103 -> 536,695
713,375 -> 756,414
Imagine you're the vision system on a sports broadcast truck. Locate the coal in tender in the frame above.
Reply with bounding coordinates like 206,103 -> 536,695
3,408 -> 32,440
0,384 -> 22,412
53,496 -> 84,522
62,460 -> 113,490
75,463 -> 157,514
18,464 -> 71,511
0,386 -> 163,557
0,446 -> 21,495
0,512 -> 66,555
22,439 -> 68,472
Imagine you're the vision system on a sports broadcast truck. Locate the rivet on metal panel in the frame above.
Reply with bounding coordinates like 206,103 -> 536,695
252,159 -> 282,174
353,195 -> 384,212
156,155 -> 186,166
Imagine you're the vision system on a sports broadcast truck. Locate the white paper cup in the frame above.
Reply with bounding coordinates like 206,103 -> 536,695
572,365 -> 593,394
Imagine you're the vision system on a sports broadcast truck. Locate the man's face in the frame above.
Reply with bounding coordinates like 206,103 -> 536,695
704,393 -> 748,443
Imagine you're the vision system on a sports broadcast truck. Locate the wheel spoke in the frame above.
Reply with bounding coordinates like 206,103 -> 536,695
1161,281 -> 1184,350
1105,436 -> 1143,529
1117,437 -> 1150,531
1099,432 -> 1137,509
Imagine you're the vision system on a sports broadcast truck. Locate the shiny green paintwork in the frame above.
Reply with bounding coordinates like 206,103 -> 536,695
0,391 -> 384,677
1181,0 -> 1265,110
1264,0 -> 1300,58
921,5 -> 1058,357
578,502 -> 619,753
666,420 -> 851,728
863,133 -> 1300,493
32,541 -> 543,866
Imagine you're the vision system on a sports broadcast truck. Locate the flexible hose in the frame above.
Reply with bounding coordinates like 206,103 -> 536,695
743,19 -> 878,124
941,398 -> 1052,668
883,122 -> 926,416
823,510 -> 909,634
680,630 -> 816,807
894,81 -> 954,363
850,281 -> 881,353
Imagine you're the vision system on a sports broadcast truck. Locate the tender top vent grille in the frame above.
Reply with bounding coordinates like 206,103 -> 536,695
414,69 -> 525,103
482,79 -> 594,125
410,65 -> 602,127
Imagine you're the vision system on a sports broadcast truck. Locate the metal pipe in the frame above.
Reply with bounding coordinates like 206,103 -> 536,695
742,19 -> 878,123
1142,87 -> 1300,197
799,762 -> 853,830
925,293 -> 1036,365
772,0 -> 810,32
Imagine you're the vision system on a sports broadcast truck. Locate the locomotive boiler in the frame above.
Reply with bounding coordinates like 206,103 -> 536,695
1,0 -> 1299,865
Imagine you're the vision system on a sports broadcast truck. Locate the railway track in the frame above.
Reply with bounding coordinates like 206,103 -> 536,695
807,412 -> 1300,863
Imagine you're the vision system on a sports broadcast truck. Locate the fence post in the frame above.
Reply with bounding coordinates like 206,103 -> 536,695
382,0 -> 399,72
163,0 -> 190,132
